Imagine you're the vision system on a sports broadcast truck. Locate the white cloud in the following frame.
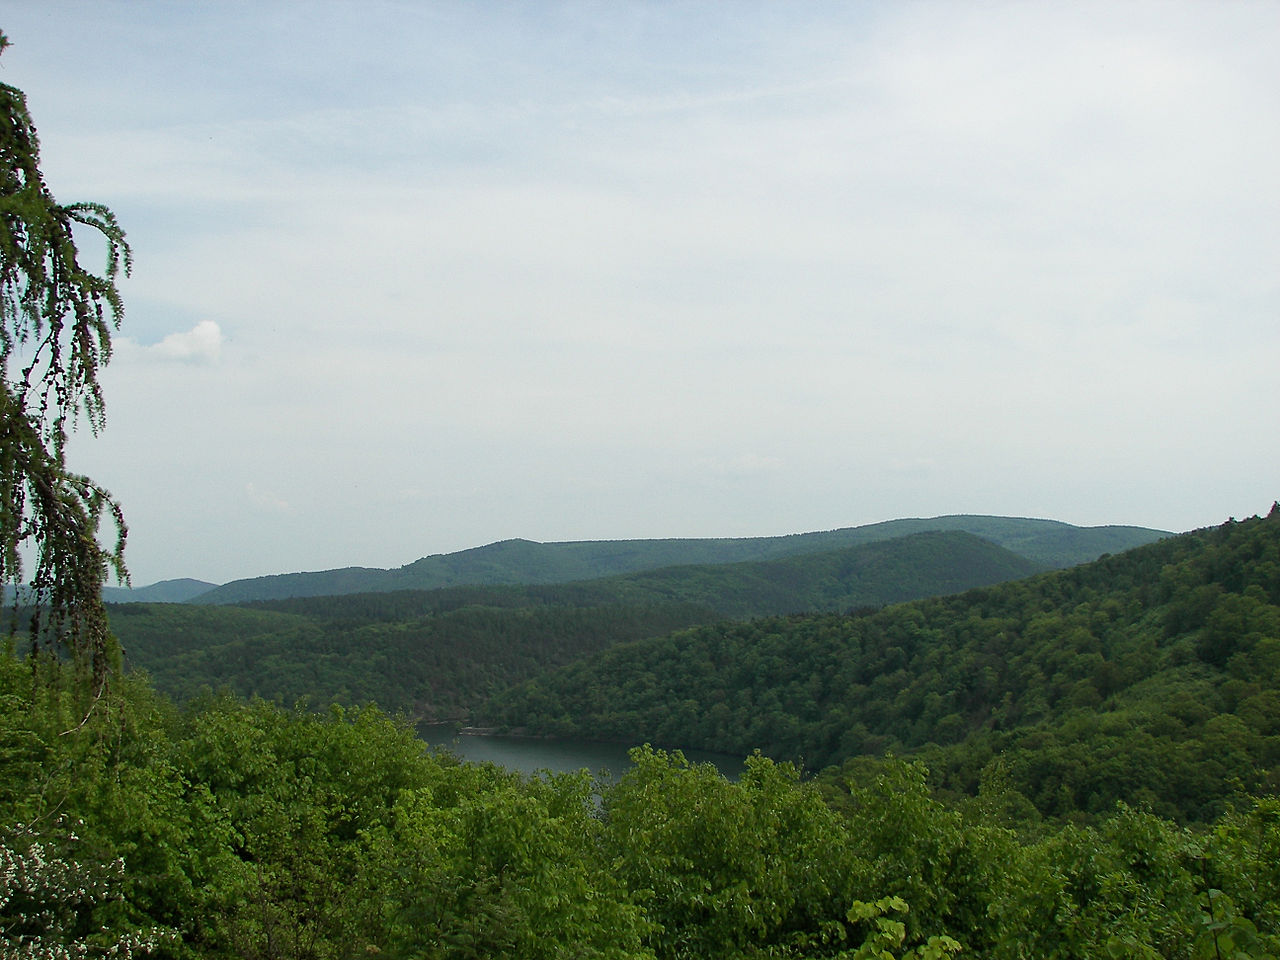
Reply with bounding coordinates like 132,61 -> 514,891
114,321 -> 223,365
147,320 -> 223,363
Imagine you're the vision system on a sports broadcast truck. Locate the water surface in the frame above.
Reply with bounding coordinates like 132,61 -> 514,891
419,726 -> 743,781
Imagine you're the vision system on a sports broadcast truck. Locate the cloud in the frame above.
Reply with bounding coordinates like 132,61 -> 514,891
12,0 -> 1277,584
147,320 -> 223,363
246,482 -> 290,514
113,321 -> 224,365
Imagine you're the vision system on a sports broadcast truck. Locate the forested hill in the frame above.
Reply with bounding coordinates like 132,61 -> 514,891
244,530 -> 1042,621
560,529 -> 1043,618
189,514 -> 1167,604
109,531 -> 1039,717
481,508 -> 1280,823
101,578 -> 217,603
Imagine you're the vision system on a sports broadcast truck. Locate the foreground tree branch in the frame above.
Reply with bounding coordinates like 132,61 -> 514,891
0,30 -> 130,693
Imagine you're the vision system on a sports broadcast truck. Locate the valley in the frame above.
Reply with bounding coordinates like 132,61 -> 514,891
108,517 -> 1149,721
12,507 -> 1280,958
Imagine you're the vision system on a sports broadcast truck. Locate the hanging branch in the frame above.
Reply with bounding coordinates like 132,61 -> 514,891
0,31 -> 131,695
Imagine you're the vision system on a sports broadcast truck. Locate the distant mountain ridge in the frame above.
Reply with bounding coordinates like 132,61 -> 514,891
110,530 -> 1046,717
102,578 -> 218,604
545,530 -> 1045,619
189,515 -> 1170,604
5,580 -> 217,605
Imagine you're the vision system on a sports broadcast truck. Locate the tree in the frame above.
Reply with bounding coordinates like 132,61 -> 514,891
0,30 -> 131,692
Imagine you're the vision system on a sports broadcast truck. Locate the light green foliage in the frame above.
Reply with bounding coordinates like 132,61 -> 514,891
836,760 -> 1005,949
1190,888 -> 1275,960
983,804 -> 1200,958
603,747 -> 963,959
354,763 -> 651,959
176,696 -> 643,957
3,648 -> 1280,958
1201,797 -> 1280,956
844,897 -> 962,960
1,651 -> 654,958
606,748 -> 802,955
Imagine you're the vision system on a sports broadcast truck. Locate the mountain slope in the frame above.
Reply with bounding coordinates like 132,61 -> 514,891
566,530 -> 1043,618
112,531 -> 1043,717
480,509 -> 1280,822
102,578 -> 218,603
190,515 -> 1168,604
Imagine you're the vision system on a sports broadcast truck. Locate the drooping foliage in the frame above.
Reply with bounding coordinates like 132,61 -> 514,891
0,30 -> 130,691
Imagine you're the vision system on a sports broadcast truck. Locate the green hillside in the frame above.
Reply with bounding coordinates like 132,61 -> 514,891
9,657 -> 1280,959
112,531 -> 1041,718
113,600 -> 715,720
560,530 -> 1042,618
101,577 -> 218,603
242,530 -> 1042,621
12,513 -> 1280,957
481,508 -> 1280,823
188,514 -> 1168,603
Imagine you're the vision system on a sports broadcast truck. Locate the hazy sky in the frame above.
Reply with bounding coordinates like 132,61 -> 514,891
4,2 -> 1277,586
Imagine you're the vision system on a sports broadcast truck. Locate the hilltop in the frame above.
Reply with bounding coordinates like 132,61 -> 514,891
101,578 -> 217,603
187,514 -> 1167,604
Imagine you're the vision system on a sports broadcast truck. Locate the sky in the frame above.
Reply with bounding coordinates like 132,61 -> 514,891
2,1 -> 1277,587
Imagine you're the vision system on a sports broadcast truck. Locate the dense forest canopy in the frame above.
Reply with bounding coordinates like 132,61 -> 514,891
9,508 -> 1275,955
4,656 -> 1280,959
483,509 -> 1280,824
106,530 -> 1042,719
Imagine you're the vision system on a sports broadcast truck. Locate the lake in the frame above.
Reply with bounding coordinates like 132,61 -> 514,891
418,726 -> 744,781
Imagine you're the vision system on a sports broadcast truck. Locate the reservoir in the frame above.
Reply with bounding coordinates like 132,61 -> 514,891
419,726 -> 744,781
